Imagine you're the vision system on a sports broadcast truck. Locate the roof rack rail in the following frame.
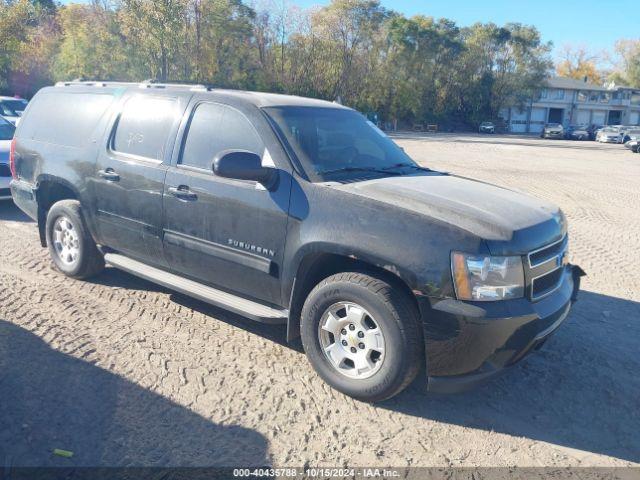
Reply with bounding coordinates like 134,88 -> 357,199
55,80 -> 211,92
55,80 -> 133,88
138,79 -> 209,91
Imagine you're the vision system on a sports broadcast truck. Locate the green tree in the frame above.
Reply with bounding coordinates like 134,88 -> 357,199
54,3 -> 130,81
119,0 -> 187,81
609,39 -> 640,88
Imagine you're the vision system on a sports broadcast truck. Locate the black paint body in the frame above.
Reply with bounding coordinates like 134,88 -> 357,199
10,84 -> 581,391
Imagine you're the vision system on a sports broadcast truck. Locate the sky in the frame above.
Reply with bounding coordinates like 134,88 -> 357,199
292,0 -> 638,59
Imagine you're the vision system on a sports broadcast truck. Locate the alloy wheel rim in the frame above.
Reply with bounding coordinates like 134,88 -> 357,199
318,301 -> 385,379
52,216 -> 80,266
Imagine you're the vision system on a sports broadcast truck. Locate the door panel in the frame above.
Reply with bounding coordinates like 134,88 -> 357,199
162,101 -> 291,306
94,160 -> 168,264
92,94 -> 183,267
162,168 -> 291,305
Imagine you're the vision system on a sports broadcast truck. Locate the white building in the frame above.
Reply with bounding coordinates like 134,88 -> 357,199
502,77 -> 640,134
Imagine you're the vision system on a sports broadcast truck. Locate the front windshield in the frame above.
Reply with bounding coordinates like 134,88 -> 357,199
0,117 -> 15,140
0,99 -> 28,117
264,106 -> 417,181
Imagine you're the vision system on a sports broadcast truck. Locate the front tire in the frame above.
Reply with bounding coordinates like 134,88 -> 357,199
301,272 -> 423,402
46,200 -> 104,279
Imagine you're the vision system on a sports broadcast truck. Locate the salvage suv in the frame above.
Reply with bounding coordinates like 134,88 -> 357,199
10,81 -> 583,401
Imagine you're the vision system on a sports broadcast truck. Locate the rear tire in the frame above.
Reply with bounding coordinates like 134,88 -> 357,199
301,272 -> 423,402
46,200 -> 104,279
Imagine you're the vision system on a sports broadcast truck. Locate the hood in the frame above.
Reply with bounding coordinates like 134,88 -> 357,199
331,172 -> 565,255
0,140 -> 9,164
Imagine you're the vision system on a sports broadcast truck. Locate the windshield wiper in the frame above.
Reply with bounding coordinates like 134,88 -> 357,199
319,166 -> 403,176
382,163 -> 432,172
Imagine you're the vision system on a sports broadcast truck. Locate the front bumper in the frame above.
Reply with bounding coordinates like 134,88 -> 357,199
422,264 -> 582,393
544,132 -> 564,139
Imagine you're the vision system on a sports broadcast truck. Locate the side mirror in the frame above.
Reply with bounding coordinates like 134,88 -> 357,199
213,150 -> 276,188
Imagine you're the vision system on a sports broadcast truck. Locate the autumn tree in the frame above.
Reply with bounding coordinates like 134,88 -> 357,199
556,45 -> 603,84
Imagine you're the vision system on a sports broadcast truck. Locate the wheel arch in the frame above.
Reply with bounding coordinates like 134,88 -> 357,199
35,175 -> 80,247
285,247 -> 419,343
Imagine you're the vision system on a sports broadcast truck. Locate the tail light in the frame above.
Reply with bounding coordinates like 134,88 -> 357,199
9,137 -> 17,179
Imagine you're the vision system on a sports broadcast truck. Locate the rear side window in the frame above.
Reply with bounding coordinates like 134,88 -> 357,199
18,92 -> 114,147
180,103 -> 263,170
112,95 -> 177,161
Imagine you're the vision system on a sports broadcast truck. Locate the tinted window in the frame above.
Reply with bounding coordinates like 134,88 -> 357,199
18,92 -> 114,147
113,96 -> 177,161
181,103 -> 263,170
0,116 -> 15,140
265,106 -> 415,181
0,99 -> 28,116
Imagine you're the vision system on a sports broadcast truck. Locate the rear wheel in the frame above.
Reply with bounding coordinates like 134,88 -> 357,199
46,200 -> 104,279
301,272 -> 423,402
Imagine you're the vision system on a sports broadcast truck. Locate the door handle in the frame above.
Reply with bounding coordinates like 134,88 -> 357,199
168,185 -> 197,201
98,168 -> 120,182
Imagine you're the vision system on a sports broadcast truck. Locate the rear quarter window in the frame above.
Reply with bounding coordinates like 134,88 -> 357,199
18,92 -> 115,147
112,95 -> 177,161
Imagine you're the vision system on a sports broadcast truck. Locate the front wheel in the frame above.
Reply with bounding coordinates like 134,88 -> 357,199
46,200 -> 104,279
301,272 -> 423,402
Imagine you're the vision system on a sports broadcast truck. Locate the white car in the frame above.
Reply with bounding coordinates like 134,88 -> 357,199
0,96 -> 28,125
596,127 -> 622,143
0,115 -> 15,200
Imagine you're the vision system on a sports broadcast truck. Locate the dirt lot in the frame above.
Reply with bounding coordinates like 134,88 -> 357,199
0,134 -> 638,469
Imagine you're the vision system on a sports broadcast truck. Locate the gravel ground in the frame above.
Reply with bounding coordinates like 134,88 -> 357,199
0,134 -> 638,469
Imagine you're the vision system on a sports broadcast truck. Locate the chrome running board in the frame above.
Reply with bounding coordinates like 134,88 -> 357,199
104,253 -> 288,324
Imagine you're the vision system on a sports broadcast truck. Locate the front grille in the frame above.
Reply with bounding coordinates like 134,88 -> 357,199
528,235 -> 567,267
0,163 -> 10,177
532,268 -> 563,299
527,235 -> 569,301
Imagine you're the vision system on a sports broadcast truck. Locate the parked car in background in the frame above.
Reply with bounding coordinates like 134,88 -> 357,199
9,81 -> 583,401
0,97 -> 28,125
621,128 -> 640,144
0,115 -> 16,200
478,121 -> 495,134
596,127 -> 623,143
588,124 -> 604,141
625,139 -> 639,153
564,125 -> 589,141
540,123 -> 564,139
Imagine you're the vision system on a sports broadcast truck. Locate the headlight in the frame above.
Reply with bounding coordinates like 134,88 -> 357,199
451,252 -> 525,301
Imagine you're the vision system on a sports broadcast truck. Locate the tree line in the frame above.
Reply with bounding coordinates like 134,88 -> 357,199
0,0 -> 635,128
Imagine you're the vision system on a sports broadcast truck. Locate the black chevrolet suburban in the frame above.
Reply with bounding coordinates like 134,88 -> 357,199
9,81 -> 583,401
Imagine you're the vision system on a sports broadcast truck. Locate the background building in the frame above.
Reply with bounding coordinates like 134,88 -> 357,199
502,77 -> 640,134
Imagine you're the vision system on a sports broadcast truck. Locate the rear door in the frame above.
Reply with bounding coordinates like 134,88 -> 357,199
162,100 -> 292,305
93,93 -> 187,267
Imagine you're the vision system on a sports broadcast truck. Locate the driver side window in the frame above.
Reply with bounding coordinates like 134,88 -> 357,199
180,103 -> 263,171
